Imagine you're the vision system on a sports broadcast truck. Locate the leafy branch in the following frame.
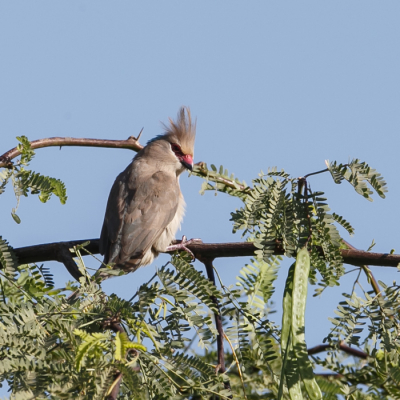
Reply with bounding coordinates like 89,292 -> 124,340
1,134 -> 398,399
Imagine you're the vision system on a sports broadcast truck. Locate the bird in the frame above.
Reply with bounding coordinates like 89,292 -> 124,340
99,107 -> 196,276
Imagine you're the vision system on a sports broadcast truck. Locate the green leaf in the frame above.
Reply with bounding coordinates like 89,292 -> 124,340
115,331 -> 146,361
11,212 -> 21,224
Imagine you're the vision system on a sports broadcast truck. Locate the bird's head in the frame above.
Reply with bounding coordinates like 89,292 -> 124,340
162,107 -> 196,172
145,107 -> 196,174
170,143 -> 194,171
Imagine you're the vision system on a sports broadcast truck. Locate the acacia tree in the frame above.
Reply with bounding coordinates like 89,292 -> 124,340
0,136 -> 399,400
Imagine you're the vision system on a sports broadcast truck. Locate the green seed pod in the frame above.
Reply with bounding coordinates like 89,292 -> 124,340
281,262 -> 303,399
291,247 -> 322,400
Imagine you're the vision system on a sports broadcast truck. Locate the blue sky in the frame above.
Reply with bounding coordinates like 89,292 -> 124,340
1,1 -> 400,396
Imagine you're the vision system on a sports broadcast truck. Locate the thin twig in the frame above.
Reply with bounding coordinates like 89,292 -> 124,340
192,162 -> 252,194
127,272 -> 158,303
342,239 -> 382,297
304,180 -> 313,246
350,268 -> 363,298
223,332 -> 248,400
303,168 -> 329,179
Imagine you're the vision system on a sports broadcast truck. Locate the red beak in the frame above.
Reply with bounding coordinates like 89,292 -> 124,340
180,154 -> 193,171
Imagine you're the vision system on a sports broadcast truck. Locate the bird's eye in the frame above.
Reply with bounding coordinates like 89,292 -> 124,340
171,143 -> 184,156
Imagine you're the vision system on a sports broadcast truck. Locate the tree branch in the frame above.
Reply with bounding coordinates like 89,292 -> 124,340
342,239 -> 382,297
308,341 -> 368,359
57,244 -> 84,281
0,136 -> 144,168
10,239 -> 400,280
102,318 -> 126,400
200,257 -> 232,397
201,260 -> 225,369
105,373 -> 122,400
314,373 -> 344,379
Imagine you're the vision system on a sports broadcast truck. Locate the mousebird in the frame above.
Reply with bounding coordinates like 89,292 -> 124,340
99,107 -> 196,276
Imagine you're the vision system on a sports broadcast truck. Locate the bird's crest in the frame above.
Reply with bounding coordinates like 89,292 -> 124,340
162,107 -> 196,156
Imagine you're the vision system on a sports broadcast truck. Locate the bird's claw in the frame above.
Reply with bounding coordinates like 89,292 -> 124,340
166,236 -> 202,261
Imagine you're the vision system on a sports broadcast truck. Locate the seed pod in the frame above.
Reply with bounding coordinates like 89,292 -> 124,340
281,262 -> 303,400
291,247 -> 322,400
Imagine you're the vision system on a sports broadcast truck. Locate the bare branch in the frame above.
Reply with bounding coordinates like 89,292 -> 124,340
0,136 -> 144,168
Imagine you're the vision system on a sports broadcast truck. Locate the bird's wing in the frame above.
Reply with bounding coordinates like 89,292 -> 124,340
99,169 -> 128,263
100,170 -> 180,266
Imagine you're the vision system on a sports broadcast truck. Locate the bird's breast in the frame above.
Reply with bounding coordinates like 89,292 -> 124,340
152,194 -> 185,253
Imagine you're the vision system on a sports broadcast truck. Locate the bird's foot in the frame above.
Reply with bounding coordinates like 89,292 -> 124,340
166,236 -> 202,261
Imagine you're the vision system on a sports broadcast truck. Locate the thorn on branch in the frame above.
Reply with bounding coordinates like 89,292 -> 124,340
128,127 -> 144,142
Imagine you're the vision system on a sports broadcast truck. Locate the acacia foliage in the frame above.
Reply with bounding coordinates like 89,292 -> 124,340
0,136 -> 67,224
0,138 -> 399,399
